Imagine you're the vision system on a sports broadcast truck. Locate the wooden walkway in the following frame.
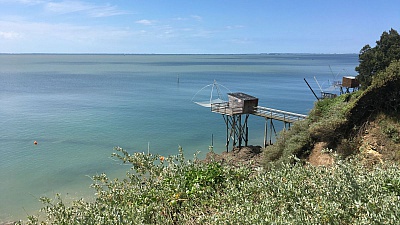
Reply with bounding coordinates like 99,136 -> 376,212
211,103 -> 307,123
211,102 -> 307,150
252,106 -> 307,123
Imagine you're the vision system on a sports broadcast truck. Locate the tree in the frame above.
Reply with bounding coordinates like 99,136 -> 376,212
356,28 -> 400,89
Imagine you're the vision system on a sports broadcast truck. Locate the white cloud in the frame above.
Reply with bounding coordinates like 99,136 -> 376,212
44,1 -> 127,17
190,15 -> 202,21
0,19 -> 132,44
191,29 -> 214,38
0,0 -> 128,17
226,25 -> 244,30
173,17 -> 187,21
0,31 -> 22,40
135,19 -> 155,26
230,38 -> 253,44
0,0 -> 44,4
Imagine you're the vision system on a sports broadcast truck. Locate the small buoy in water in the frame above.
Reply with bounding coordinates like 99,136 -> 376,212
34,141 -> 38,145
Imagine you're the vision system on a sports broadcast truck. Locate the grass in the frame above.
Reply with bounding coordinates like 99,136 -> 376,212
16,147 -> 400,224
369,112 -> 400,161
263,92 -> 362,166
380,115 -> 400,144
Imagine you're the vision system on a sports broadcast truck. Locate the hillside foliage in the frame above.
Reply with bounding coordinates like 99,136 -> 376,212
17,147 -> 400,225
264,59 -> 400,166
356,28 -> 400,88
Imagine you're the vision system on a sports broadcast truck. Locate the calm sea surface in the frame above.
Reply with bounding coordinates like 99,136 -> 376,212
0,54 -> 358,222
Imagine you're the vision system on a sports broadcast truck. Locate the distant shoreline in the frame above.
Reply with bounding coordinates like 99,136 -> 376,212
0,53 -> 358,56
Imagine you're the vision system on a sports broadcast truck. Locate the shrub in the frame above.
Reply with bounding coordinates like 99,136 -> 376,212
264,59 -> 400,164
263,92 -> 364,166
17,148 -> 400,224
263,119 -> 312,166
356,28 -> 400,88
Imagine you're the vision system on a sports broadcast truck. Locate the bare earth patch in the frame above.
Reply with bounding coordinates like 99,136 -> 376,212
204,145 -> 263,168
359,121 -> 384,165
308,142 -> 334,166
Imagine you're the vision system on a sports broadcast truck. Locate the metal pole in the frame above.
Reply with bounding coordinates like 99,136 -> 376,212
304,78 -> 319,101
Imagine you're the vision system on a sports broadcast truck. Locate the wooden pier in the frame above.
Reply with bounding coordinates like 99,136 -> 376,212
212,104 -> 307,123
253,106 -> 307,123
253,106 -> 307,147
210,92 -> 307,151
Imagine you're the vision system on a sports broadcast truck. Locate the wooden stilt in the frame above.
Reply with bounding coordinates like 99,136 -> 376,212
269,118 -> 273,145
264,118 -> 268,148
209,92 -> 307,151
222,114 -> 250,151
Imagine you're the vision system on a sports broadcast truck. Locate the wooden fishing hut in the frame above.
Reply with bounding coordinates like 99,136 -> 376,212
211,92 -> 258,151
341,76 -> 360,94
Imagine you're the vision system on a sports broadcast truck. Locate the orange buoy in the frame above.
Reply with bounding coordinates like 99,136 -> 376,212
34,141 -> 38,145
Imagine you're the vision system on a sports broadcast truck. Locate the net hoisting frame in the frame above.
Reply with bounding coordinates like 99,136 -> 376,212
191,80 -> 231,107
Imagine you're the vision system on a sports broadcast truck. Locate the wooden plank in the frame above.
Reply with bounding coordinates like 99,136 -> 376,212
211,103 -> 307,123
252,106 -> 307,123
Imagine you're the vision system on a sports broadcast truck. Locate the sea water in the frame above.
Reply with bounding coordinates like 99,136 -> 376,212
0,54 -> 358,222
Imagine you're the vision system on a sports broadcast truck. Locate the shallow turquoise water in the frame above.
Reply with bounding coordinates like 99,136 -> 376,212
0,54 -> 358,221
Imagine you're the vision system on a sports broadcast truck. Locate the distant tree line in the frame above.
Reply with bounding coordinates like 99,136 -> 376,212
356,28 -> 400,88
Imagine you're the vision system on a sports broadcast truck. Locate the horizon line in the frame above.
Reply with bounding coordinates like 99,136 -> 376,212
0,52 -> 358,55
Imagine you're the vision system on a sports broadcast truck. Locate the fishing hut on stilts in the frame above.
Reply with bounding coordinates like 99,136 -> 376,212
211,93 -> 258,151
193,81 -> 307,152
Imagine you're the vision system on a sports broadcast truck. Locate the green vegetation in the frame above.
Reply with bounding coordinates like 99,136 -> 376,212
356,28 -> 400,89
371,112 -> 400,161
264,59 -> 400,166
264,92 -> 359,166
17,147 -> 400,225
381,120 -> 400,144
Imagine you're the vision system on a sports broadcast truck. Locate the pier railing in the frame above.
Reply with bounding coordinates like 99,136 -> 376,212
253,106 -> 307,123
211,102 -> 308,150
211,102 -> 244,115
211,103 -> 307,123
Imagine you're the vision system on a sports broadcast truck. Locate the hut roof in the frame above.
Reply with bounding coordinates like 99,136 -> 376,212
228,92 -> 258,100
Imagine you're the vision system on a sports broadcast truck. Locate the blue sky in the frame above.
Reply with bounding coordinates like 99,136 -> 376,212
0,0 -> 399,54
